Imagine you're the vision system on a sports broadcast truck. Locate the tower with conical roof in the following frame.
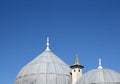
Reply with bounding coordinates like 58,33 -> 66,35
70,54 -> 84,84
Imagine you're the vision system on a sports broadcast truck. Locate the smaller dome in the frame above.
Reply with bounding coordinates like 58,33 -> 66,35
76,59 -> 120,84
76,68 -> 120,84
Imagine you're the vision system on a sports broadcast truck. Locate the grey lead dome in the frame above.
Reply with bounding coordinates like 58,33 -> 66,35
15,38 -> 72,84
76,68 -> 120,84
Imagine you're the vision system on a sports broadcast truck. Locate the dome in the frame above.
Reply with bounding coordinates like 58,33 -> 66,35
76,68 -> 120,84
76,59 -> 120,84
15,38 -> 72,84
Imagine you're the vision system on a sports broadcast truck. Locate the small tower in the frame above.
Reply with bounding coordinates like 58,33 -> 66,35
70,54 -> 84,84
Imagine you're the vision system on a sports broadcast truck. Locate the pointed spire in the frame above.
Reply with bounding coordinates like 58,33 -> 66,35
70,54 -> 84,69
74,54 -> 80,65
98,58 -> 103,69
45,37 -> 51,51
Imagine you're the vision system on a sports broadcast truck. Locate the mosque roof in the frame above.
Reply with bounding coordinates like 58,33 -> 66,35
15,37 -> 72,84
76,59 -> 120,84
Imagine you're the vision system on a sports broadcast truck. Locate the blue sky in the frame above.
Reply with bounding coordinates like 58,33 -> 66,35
0,0 -> 120,84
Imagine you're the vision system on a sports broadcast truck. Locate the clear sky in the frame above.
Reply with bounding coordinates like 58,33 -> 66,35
0,0 -> 120,84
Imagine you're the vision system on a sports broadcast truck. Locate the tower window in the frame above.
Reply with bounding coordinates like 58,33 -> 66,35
79,69 -> 80,72
74,69 -> 76,72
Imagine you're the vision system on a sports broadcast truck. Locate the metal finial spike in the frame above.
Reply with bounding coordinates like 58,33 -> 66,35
47,37 -> 49,45
98,58 -> 103,69
99,58 -> 101,66
45,37 -> 51,51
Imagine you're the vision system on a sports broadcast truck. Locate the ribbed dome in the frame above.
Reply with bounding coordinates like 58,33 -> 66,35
76,59 -> 120,84
15,38 -> 72,84
76,68 -> 120,84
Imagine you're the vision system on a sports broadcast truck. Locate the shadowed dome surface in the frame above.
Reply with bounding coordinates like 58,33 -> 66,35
76,59 -> 120,84
15,38 -> 72,84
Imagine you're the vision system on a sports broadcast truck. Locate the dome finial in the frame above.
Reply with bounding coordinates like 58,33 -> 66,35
45,37 -> 51,51
98,58 -> 103,69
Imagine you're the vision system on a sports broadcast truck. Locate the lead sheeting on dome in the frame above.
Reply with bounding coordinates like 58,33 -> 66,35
15,38 -> 72,84
76,59 -> 120,84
